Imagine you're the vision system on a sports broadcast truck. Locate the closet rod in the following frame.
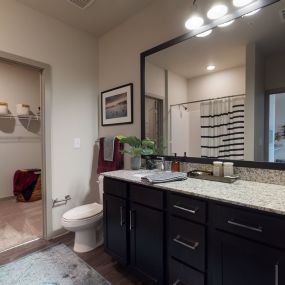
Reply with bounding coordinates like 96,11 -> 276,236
170,94 -> 245,108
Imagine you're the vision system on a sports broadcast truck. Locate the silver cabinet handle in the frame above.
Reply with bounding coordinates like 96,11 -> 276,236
173,279 -> 186,285
173,204 -> 199,215
120,206 -> 124,227
129,210 -> 135,230
275,263 -> 279,285
173,235 -> 199,250
227,219 -> 263,233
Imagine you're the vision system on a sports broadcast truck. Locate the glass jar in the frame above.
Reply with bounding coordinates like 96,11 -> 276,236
213,161 -> 223,177
224,162 -> 234,177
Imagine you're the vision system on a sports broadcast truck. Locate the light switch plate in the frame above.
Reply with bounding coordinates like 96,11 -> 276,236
73,138 -> 81,149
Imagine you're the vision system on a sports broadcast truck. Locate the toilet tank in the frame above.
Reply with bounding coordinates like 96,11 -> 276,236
97,175 -> 104,204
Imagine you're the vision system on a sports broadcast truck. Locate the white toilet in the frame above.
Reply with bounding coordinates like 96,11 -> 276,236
61,176 -> 104,253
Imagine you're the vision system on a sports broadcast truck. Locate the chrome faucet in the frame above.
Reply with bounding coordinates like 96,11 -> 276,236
156,156 -> 165,171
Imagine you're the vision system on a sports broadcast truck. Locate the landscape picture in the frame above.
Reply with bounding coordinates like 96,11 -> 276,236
105,92 -> 128,119
101,83 -> 133,126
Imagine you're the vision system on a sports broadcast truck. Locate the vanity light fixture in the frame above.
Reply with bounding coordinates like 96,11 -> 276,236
185,15 -> 204,30
207,65 -> 216,71
196,29 -> 213,37
218,19 -> 235,27
233,0 -> 254,7
243,8 -> 260,16
207,4 -> 228,20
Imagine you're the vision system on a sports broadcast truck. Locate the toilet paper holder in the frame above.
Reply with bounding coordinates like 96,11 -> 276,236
52,195 -> 71,208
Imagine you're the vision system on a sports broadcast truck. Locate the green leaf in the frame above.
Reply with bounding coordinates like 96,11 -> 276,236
116,135 -> 156,157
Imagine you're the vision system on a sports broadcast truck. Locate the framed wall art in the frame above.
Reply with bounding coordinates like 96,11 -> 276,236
101,83 -> 133,126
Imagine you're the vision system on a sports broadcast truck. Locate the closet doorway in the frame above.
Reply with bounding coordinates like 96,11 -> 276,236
0,52 -> 51,252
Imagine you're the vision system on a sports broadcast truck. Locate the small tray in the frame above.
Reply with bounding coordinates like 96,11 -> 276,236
187,172 -> 239,184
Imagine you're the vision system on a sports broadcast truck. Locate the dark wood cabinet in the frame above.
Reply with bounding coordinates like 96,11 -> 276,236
103,178 -> 164,284
103,177 -> 285,285
213,231 -> 285,285
103,194 -> 128,264
169,258 -> 205,285
130,202 -> 164,284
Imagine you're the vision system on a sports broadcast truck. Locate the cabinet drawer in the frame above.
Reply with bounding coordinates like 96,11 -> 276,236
214,204 -> 285,249
130,184 -> 163,210
169,216 -> 205,272
168,193 -> 206,224
169,258 -> 204,285
104,177 -> 127,198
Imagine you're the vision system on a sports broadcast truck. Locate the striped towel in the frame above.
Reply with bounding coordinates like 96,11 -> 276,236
141,172 -> 187,184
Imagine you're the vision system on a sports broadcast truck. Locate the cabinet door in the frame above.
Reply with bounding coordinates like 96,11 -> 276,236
103,194 -> 128,264
213,231 -> 285,285
130,202 -> 164,285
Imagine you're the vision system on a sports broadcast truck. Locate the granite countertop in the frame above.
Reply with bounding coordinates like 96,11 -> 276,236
102,170 -> 285,216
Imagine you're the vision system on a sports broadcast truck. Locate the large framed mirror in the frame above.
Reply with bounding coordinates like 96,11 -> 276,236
141,0 -> 285,169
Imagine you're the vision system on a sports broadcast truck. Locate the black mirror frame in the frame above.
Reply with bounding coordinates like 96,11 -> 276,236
140,0 -> 285,170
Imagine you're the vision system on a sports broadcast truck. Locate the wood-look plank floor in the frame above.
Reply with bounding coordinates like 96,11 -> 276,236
0,198 -> 43,252
0,232 -> 144,285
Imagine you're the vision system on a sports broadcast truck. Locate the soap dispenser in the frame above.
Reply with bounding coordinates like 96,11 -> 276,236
171,153 -> 180,172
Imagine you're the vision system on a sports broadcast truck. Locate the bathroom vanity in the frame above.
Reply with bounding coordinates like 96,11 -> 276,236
103,170 -> 285,285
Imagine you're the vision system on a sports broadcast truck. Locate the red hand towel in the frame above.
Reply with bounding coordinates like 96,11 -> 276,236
97,137 -> 124,174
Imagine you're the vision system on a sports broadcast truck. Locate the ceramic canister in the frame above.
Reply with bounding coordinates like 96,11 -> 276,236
0,102 -> 8,115
16,104 -> 30,116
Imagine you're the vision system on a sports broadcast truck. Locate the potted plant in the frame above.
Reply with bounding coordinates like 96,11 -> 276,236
117,135 -> 156,170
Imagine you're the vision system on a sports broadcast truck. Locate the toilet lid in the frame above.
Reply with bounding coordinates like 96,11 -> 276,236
63,203 -> 103,221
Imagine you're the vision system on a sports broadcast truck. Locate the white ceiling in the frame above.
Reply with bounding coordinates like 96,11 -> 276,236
17,0 -> 154,37
147,0 -> 285,79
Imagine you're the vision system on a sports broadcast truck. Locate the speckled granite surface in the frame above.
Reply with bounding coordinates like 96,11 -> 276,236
102,170 -> 285,216
165,162 -> 285,186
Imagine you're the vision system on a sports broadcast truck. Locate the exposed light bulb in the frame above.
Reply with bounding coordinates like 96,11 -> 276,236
233,0 -> 254,7
196,29 -> 213,37
207,65 -> 216,71
207,4 -> 228,20
243,8 -> 260,17
185,15 -> 204,30
218,20 -> 235,27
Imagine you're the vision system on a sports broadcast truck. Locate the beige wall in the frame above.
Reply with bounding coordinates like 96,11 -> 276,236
0,0 -> 98,235
168,71 -> 189,155
187,66 -> 246,101
0,61 -> 41,199
145,61 -> 165,98
98,0 -> 188,156
265,52 -> 285,91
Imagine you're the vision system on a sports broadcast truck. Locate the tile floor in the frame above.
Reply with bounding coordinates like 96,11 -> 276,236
0,198 -> 42,252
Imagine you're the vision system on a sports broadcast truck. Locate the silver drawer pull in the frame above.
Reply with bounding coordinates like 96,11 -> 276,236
173,235 -> 199,250
120,206 -> 125,227
275,263 -> 279,285
227,219 -> 263,233
173,280 -> 186,285
129,210 -> 135,230
173,204 -> 199,215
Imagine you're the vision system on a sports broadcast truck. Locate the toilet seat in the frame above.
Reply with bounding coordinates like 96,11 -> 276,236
62,203 -> 103,221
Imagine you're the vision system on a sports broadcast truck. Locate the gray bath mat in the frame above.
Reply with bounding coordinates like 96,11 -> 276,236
0,243 -> 111,285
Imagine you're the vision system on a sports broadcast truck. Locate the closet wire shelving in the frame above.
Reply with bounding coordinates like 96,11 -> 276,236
0,113 -> 41,129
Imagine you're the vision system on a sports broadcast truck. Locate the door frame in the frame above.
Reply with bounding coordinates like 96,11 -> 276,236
264,88 -> 285,162
0,50 -> 52,239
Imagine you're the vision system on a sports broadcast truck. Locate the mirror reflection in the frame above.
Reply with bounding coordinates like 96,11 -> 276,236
144,0 -> 285,162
